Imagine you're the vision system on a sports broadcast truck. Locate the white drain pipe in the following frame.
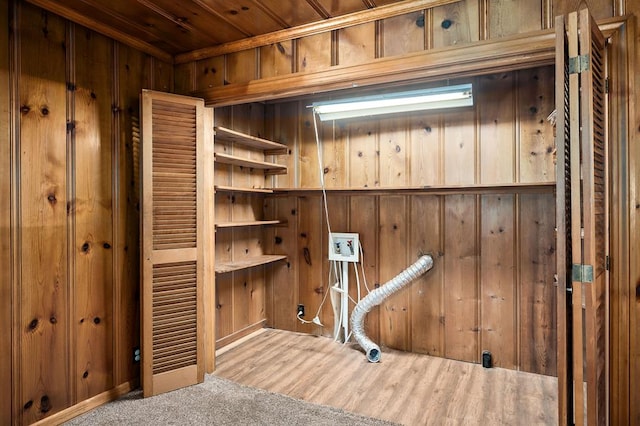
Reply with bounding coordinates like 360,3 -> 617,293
350,255 -> 434,362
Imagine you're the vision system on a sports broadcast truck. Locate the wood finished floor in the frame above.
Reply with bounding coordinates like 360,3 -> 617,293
214,328 -> 558,425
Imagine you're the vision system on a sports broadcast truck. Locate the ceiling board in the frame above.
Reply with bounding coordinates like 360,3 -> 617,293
27,0 -> 429,60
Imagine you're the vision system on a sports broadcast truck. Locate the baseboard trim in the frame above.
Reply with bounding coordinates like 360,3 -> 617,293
216,320 -> 266,351
31,380 -> 137,426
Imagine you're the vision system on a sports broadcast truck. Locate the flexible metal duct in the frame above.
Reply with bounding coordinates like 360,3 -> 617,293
350,254 -> 434,362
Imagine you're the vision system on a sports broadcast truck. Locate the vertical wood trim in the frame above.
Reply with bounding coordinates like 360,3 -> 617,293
203,107 -> 215,373
479,0 -> 489,41
111,40 -> 121,388
542,0 -> 552,29
6,0 -> 19,422
66,21 -> 77,407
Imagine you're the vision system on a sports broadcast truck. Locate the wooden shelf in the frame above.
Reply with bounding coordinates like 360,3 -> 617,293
214,126 -> 288,155
215,185 -> 274,194
272,182 -> 556,195
215,254 -> 287,274
215,152 -> 287,175
215,220 -> 283,229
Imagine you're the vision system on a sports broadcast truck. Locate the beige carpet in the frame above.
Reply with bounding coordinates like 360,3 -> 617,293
64,374 -> 397,425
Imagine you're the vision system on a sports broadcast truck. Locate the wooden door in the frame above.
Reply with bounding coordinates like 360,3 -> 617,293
556,8 -> 608,426
140,90 -> 206,397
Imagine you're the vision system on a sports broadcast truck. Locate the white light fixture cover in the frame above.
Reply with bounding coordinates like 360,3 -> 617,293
312,83 -> 473,121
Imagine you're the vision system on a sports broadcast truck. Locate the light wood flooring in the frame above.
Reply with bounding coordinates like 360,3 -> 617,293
214,328 -> 558,425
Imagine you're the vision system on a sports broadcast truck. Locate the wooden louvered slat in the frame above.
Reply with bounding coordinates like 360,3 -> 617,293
141,90 -> 207,397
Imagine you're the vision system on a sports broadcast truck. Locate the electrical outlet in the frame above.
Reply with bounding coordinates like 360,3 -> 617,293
133,347 -> 141,363
297,304 -> 305,317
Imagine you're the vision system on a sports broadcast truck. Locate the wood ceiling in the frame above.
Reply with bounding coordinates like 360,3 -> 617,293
26,0 -> 411,61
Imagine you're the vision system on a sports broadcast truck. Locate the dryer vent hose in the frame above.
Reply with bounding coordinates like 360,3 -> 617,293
350,255 -> 434,362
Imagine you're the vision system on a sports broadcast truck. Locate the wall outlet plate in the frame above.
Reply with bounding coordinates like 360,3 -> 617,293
328,232 -> 359,262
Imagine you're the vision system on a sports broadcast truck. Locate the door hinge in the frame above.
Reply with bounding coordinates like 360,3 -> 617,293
572,264 -> 594,283
569,54 -> 590,74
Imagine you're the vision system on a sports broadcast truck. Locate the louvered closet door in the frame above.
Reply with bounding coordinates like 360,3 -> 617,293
556,8 -> 608,426
577,8 -> 608,425
141,90 -> 205,397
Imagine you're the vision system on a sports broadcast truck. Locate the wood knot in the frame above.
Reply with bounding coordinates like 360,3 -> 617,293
395,145 -> 401,153
103,242 -> 111,249
82,371 -> 89,378
424,126 -> 432,133
93,317 -> 100,324
82,242 -> 90,253
40,395 -> 51,413
40,107 -> 49,116
276,42 -> 286,54
23,400 -> 33,410
415,14 -> 425,28
216,304 -> 222,309
291,209 -> 296,215
20,105 -> 30,114
90,92 -> 96,99
47,193 -> 57,204
529,106 -> 538,114
80,318 -> 84,323
228,9 -> 238,15
49,316 -> 57,324
275,236 -> 283,244
441,19 -> 452,29
323,167 -> 329,174
28,318 -> 38,330
358,151 -> 363,157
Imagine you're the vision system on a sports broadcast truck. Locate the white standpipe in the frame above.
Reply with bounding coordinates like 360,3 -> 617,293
350,254 -> 434,362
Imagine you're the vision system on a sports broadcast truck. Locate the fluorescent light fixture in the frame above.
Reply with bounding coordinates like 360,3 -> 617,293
312,83 -> 473,121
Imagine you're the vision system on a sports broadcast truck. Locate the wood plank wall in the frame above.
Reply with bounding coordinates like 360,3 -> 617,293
0,1 -> 173,423
208,65 -> 557,376
254,65 -> 556,376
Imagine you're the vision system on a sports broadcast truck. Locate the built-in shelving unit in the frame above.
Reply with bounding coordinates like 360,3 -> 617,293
214,127 -> 289,276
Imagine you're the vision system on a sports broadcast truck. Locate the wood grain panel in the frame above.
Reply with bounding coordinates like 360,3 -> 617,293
195,56 -> 225,92
297,33 -> 332,73
382,11 -> 425,57
226,49 -> 256,85
480,194 -> 516,369
265,102 -> 296,189
410,195 -> 444,356
115,42 -> 145,387
443,109 -> 475,185
215,272 -> 233,343
321,120 -> 347,188
18,5 -> 70,422
0,0 -> 11,421
518,66 -> 555,183
478,73 -> 515,184
260,41 -> 293,79
264,197 -> 298,331
488,0 -> 542,38
347,120 -> 378,188
379,116 -> 409,187
149,57 -> 172,92
173,62 -> 195,95
431,0 -> 479,48
409,113 -> 442,186
379,196 -> 410,350
297,196 -> 324,334
338,22 -> 376,66
349,196 -> 380,345
323,195 -> 349,338
443,195 -> 478,362
552,0 -> 614,20
73,27 -> 114,401
298,108 -> 320,188
519,193 -> 556,376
